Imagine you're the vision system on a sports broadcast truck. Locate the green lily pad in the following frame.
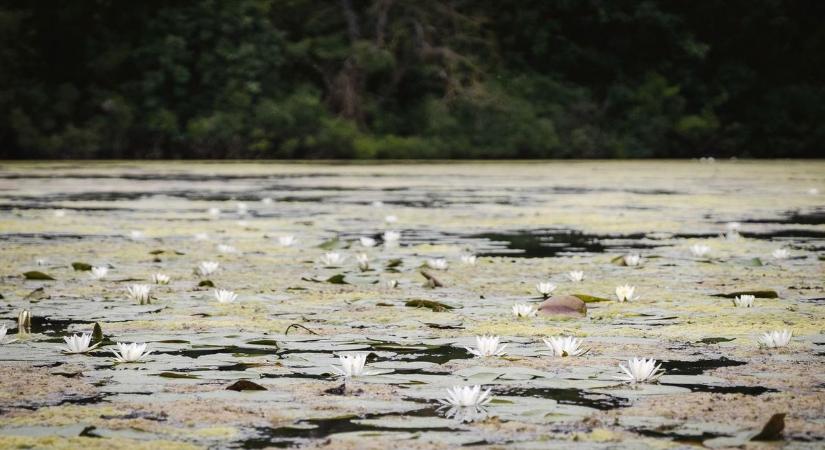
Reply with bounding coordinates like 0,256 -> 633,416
326,274 -> 348,284
405,299 -> 455,312
198,280 -> 215,287
572,294 -> 611,303
23,271 -> 55,280
158,372 -> 200,379
71,262 -> 92,271
696,337 -> 735,344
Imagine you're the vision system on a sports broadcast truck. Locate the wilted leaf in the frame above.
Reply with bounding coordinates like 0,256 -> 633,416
71,262 -> 92,271
405,299 -> 455,312
198,280 -> 215,287
158,372 -> 199,379
751,413 -> 785,441
23,271 -> 55,280
326,274 -> 348,284
226,380 -> 267,391
386,258 -> 403,268
697,337 -> 735,344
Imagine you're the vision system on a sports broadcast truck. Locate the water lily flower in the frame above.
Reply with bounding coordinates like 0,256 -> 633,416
623,254 -> 641,266
772,248 -> 790,259
732,294 -> 754,307
360,237 -> 377,247
466,335 -> 507,357
194,232 -> 209,241
197,261 -> 219,277
356,253 -> 370,271
372,200 -> 384,208
214,289 -> 237,303
236,202 -> 248,214
217,244 -> 237,254
427,258 -> 448,270
726,222 -> 741,231
208,207 -> 221,217
536,282 -> 557,298
385,215 -> 398,223
757,329 -> 792,348
111,342 -> 152,363
36,258 -> 47,266
126,284 -> 151,304
331,352 -> 376,378
278,235 -> 296,247
382,230 -> 400,242
615,284 -> 638,302
152,273 -> 170,285
61,333 -> 100,354
543,336 -> 587,357
690,244 -> 711,258
461,255 -> 477,265
320,252 -> 345,266
129,230 -> 144,240
90,266 -> 109,280
440,385 -> 492,408
261,197 -> 273,204
0,324 -> 8,343
385,279 -> 399,289
568,270 -> 584,282
808,188 -> 819,195
512,303 -> 537,318
53,209 -> 66,218
18,310 -> 31,334
616,357 -> 664,383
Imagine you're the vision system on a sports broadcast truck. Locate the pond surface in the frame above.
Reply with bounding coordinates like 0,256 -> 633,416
0,161 -> 823,449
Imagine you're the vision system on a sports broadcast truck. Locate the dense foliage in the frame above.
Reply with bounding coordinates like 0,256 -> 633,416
1,0 -> 823,158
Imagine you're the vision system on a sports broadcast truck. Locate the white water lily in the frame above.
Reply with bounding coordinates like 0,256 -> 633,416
732,294 -> 754,307
808,188 -> 820,195
236,202 -> 248,214
615,284 -> 638,302
129,230 -> 144,240
126,284 -> 151,304
111,342 -> 152,363
623,254 -> 641,266
320,252 -> 345,266
61,333 -> 100,354
382,230 -> 400,242
360,236 -> 377,247
278,235 -> 296,247
36,258 -> 47,266
385,215 -> 398,223
208,207 -> 221,217
427,258 -> 448,270
194,232 -> 209,241
261,197 -> 273,204
616,357 -> 664,383
512,303 -> 537,318
53,209 -> 66,218
90,266 -> 108,280
440,385 -> 492,408
772,248 -> 790,259
757,329 -> 792,348
543,336 -> 587,357
331,352 -> 376,378
214,289 -> 237,303
460,255 -> 477,265
725,230 -> 741,240
197,261 -> 219,277
726,222 -> 741,231
152,273 -> 170,285
568,270 -> 584,282
217,244 -> 237,254
466,335 -> 507,357
690,244 -> 711,258
356,253 -> 370,271
0,325 -> 8,343
385,279 -> 399,289
18,310 -> 31,334
536,281 -> 557,298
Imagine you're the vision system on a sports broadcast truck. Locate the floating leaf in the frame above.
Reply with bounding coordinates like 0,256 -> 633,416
158,372 -> 200,379
386,258 -> 403,268
744,257 -> 764,267
71,262 -> 92,271
198,280 -> 215,287
92,323 -> 103,345
23,271 -> 55,280
226,380 -> 267,391
405,299 -> 454,312
317,238 -> 341,250
248,339 -> 280,346
713,290 -> 778,299
24,287 -> 48,301
697,337 -> 735,344
326,274 -> 348,284
420,270 -> 444,288
572,294 -> 611,303
149,249 -> 165,255
751,413 -> 785,441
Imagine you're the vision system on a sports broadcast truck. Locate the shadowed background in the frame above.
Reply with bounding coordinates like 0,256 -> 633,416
1,0 -> 823,159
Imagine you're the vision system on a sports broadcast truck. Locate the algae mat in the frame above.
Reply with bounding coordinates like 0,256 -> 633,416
0,160 -> 823,449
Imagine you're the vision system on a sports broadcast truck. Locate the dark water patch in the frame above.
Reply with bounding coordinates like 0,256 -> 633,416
662,383 -> 775,395
633,428 -> 727,443
741,230 -> 825,240
4,316 -> 93,336
371,343 -> 473,364
742,209 -> 825,226
463,229 -> 653,258
660,358 -> 746,375
236,407 -> 452,449
0,203 -> 131,212
160,346 -> 282,358
492,387 -> 629,410
0,232 -> 113,241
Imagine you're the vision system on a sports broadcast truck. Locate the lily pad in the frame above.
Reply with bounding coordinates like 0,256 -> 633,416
23,270 -> 55,280
405,299 -> 455,312
198,280 -> 215,287
572,294 -> 611,303
696,337 -> 735,344
158,372 -> 200,379
326,274 -> 348,284
226,380 -> 267,391
71,262 -> 92,271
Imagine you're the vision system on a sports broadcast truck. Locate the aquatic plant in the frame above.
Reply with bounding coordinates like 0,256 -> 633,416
623,254 -> 641,266
278,235 -> 296,247
757,329 -> 792,348
616,357 -> 664,383
214,289 -> 237,303
17,310 -> 31,334
111,342 -> 152,363
360,237 -> 376,247
197,261 -> 220,277
331,353 -> 376,378
615,284 -> 638,302
356,253 -> 370,271
90,266 -> 108,280
320,252 -> 345,266
568,270 -> 584,282
512,303 -> 537,318
440,385 -> 492,408
385,215 -> 397,223
0,325 -> 8,343
536,281 -> 557,298
426,258 -> 448,270
772,248 -> 790,259
461,255 -> 477,265
152,273 -> 170,285
126,284 -> 151,304
61,333 -> 100,354
382,231 -> 400,243
466,335 -> 507,357
690,244 -> 711,257
194,232 -> 209,241
732,294 -> 755,307
543,336 -> 587,357
217,244 -> 237,254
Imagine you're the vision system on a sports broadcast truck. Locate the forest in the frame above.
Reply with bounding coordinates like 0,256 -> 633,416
1,0 -> 823,159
